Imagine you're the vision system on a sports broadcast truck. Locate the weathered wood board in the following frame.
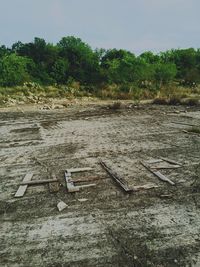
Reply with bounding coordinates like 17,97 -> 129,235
15,173 -> 34,198
67,167 -> 93,173
141,162 -> 175,186
100,160 -> 132,192
20,179 -> 58,185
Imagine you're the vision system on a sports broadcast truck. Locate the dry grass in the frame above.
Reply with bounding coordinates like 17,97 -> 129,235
0,83 -> 199,107
153,84 -> 200,106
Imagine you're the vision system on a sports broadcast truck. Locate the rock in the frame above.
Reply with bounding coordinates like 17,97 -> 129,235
78,198 -> 88,202
57,201 -> 68,212
53,104 -> 64,109
41,105 -> 51,110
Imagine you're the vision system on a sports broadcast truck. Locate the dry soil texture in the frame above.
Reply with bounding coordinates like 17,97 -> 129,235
0,102 -> 200,267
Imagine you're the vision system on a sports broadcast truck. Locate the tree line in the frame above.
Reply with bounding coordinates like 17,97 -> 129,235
0,36 -> 200,88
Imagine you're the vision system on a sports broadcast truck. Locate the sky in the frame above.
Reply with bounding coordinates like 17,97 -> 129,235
0,0 -> 199,54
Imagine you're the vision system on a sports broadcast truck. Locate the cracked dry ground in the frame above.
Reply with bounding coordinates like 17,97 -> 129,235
0,103 -> 200,267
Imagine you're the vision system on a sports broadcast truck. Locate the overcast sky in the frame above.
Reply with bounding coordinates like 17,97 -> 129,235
0,0 -> 199,54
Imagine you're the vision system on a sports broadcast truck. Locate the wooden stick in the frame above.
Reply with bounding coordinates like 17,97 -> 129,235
133,184 -> 159,191
141,162 -> 175,186
160,157 -> 182,166
100,160 -> 132,192
153,171 -> 175,186
66,167 -> 93,173
20,179 -> 58,185
77,184 -> 96,189
146,159 -> 163,164
151,165 -> 181,170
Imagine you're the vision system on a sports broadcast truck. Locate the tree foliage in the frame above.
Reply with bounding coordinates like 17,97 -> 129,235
0,54 -> 30,86
0,37 -> 199,88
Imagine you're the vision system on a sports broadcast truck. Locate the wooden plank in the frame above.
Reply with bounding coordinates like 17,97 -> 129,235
15,173 -> 34,198
20,179 -> 58,185
160,157 -> 182,166
66,167 -> 93,173
146,159 -> 163,164
133,184 -> 159,191
153,171 -> 175,185
151,165 -> 181,170
77,183 -> 96,189
141,162 -> 175,186
100,160 -> 132,192
65,172 -> 80,192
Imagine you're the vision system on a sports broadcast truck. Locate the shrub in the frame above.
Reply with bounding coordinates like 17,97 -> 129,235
108,101 -> 122,110
168,97 -> 182,105
182,98 -> 199,106
153,97 -> 168,105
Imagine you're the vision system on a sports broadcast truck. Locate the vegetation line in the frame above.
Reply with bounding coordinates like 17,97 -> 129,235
0,36 -> 200,104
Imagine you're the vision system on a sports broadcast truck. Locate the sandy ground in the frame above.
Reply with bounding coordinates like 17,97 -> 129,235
0,101 -> 200,267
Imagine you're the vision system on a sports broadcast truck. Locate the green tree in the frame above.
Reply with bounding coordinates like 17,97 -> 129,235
58,36 -> 100,84
101,49 -> 137,83
51,59 -> 69,84
154,63 -> 177,88
0,54 -> 30,86
139,51 -> 160,64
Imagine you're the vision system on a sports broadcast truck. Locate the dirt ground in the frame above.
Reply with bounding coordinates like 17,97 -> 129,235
0,101 -> 200,267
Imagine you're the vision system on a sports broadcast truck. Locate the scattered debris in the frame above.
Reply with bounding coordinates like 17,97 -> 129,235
65,167 -> 96,193
57,201 -> 68,212
15,173 -> 59,197
141,162 -> 175,186
141,157 -> 183,185
100,160 -> 133,192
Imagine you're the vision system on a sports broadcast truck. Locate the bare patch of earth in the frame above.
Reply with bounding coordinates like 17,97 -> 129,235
0,101 -> 200,267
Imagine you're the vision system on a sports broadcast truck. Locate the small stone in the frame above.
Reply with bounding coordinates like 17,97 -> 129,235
78,198 -> 88,202
57,201 -> 68,211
